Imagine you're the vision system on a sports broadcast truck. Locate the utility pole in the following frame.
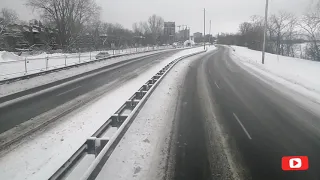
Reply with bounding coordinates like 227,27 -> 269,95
209,20 -> 211,46
262,0 -> 269,64
204,8 -> 206,50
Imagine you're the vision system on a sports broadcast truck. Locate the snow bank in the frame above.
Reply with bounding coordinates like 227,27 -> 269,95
0,46 -> 205,180
230,45 -> 320,105
0,51 -> 24,62
0,46 -> 170,80
0,50 -> 170,97
96,49 -> 207,180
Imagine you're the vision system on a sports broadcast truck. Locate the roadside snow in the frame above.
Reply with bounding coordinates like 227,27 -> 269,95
230,45 -> 320,110
95,51 -> 210,180
0,46 -> 170,80
0,46 -> 205,180
0,50 -> 171,97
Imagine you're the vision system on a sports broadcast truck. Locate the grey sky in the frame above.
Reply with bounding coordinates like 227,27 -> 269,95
0,0 -> 312,34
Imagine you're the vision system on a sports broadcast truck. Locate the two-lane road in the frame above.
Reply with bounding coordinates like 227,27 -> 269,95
0,50 -> 181,136
173,46 -> 320,180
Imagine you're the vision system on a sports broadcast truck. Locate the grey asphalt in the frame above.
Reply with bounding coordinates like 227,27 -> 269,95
173,46 -> 320,180
0,50 -> 181,134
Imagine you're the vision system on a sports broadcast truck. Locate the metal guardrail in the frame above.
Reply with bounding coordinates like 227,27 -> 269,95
0,46 -> 173,85
49,49 -> 207,180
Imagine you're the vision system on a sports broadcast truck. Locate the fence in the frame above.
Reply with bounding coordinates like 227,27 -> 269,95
0,46 -> 171,80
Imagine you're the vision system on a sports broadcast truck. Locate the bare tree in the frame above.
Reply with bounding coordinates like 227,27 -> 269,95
148,14 -> 164,44
283,16 -> 298,57
238,22 -> 252,46
0,8 -> 19,34
132,21 -> 150,35
237,16 -> 264,50
299,0 -> 320,61
27,0 -> 101,47
269,11 -> 296,55
140,21 -> 150,34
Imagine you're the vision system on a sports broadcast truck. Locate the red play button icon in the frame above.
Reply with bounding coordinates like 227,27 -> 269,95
282,156 -> 308,171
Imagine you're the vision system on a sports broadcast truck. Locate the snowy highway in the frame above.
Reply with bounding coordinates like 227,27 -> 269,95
96,46 -> 320,180
1,45 -> 320,180
0,50 -> 180,135
190,46 -> 320,180
0,47 -> 205,180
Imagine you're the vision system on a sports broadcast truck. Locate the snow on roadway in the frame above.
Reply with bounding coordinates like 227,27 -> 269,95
0,49 -> 172,97
0,46 -> 206,180
230,45 -> 320,114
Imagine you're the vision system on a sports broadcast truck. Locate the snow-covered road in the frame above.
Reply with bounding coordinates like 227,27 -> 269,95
0,46 -> 206,180
95,45 -> 320,180
94,50 -> 207,180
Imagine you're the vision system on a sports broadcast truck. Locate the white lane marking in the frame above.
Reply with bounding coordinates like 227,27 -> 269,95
215,81 -> 220,89
232,113 -> 252,140
56,86 -> 82,97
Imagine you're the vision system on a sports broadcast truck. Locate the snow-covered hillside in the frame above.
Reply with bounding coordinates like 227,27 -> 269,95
230,45 -> 320,106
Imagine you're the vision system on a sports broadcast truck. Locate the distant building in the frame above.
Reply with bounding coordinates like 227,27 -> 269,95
164,22 -> 175,44
193,32 -> 203,43
164,22 -> 175,36
193,32 -> 203,38
0,21 -> 58,51
176,28 -> 190,42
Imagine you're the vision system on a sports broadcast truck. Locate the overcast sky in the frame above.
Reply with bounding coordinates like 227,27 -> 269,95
0,0 -> 314,34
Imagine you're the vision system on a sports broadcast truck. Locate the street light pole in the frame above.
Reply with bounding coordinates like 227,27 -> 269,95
209,20 -> 211,46
204,8 -> 206,50
262,0 -> 269,64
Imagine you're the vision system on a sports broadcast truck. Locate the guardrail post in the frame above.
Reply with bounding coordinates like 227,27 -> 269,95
65,55 -> 67,66
78,53 -> 81,63
46,56 -> 49,70
90,51 -> 92,61
113,50 -> 115,55
24,57 -> 27,74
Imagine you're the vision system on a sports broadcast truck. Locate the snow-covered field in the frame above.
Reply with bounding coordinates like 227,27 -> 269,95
0,46 -> 207,180
0,46 -> 170,80
230,45 -> 320,113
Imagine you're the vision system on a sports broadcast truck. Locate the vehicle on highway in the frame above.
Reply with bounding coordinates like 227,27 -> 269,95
95,52 -> 110,59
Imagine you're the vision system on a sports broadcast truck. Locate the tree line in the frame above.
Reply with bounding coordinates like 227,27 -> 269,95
218,0 -> 320,61
0,0 -> 167,50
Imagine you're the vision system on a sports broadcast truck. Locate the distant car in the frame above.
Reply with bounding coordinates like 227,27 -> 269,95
172,42 -> 178,48
95,52 -> 110,59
